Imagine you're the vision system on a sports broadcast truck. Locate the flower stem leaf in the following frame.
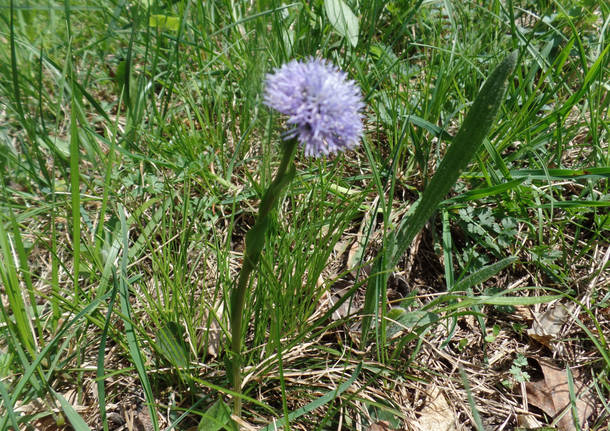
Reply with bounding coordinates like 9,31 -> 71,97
244,216 -> 270,267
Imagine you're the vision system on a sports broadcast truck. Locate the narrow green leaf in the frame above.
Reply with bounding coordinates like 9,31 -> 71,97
360,242 -> 392,348
127,197 -> 170,260
452,257 -> 518,292
557,41 -> 610,119
324,0 -> 359,47
0,380 -> 20,430
156,321 -> 190,368
0,292 -> 109,430
566,367 -> 582,431
442,210 -> 454,290
69,84 -> 81,299
535,200 -> 610,209
403,114 -> 453,141
0,219 -> 35,355
386,309 -> 439,339
459,366 -> 485,431
446,294 -> 563,308
572,317 -> 610,370
509,167 -> 610,180
52,390 -> 92,431
97,282 -> 119,431
441,178 -> 526,205
118,206 -> 159,431
6,207 -> 43,343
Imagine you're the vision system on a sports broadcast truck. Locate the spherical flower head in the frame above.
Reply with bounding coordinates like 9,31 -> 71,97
263,58 -> 364,157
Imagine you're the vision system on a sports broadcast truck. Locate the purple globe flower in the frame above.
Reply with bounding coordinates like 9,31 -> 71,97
263,58 -> 364,157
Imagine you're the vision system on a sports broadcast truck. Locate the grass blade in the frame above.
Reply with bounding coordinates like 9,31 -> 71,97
52,389 -> 92,431
118,205 -> 159,431
259,362 -> 362,430
69,80 -> 81,300
0,217 -> 35,356
0,380 -> 20,430
97,280 -> 120,431
459,365 -> 484,431
0,292 -> 110,430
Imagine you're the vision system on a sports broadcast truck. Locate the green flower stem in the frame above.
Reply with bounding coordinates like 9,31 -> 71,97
230,137 -> 298,416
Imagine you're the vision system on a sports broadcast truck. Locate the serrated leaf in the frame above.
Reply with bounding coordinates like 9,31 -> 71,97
324,0 -> 358,47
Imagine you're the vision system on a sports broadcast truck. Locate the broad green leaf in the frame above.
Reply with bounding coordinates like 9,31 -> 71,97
324,0 -> 358,47
391,51 -> 518,267
156,321 -> 190,368
149,14 -> 180,32
199,399 -> 237,431
361,51 -> 519,346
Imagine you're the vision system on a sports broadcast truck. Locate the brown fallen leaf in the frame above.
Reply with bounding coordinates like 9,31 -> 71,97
369,420 -> 394,431
525,359 -> 596,431
516,412 -> 544,428
199,301 -> 224,358
527,303 -> 572,350
413,385 -> 457,431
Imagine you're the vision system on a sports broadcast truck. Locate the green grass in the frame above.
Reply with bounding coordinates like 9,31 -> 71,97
0,0 -> 609,429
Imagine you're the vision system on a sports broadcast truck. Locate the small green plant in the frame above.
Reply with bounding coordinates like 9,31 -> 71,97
484,324 -> 501,343
502,354 -> 531,389
229,58 -> 364,417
